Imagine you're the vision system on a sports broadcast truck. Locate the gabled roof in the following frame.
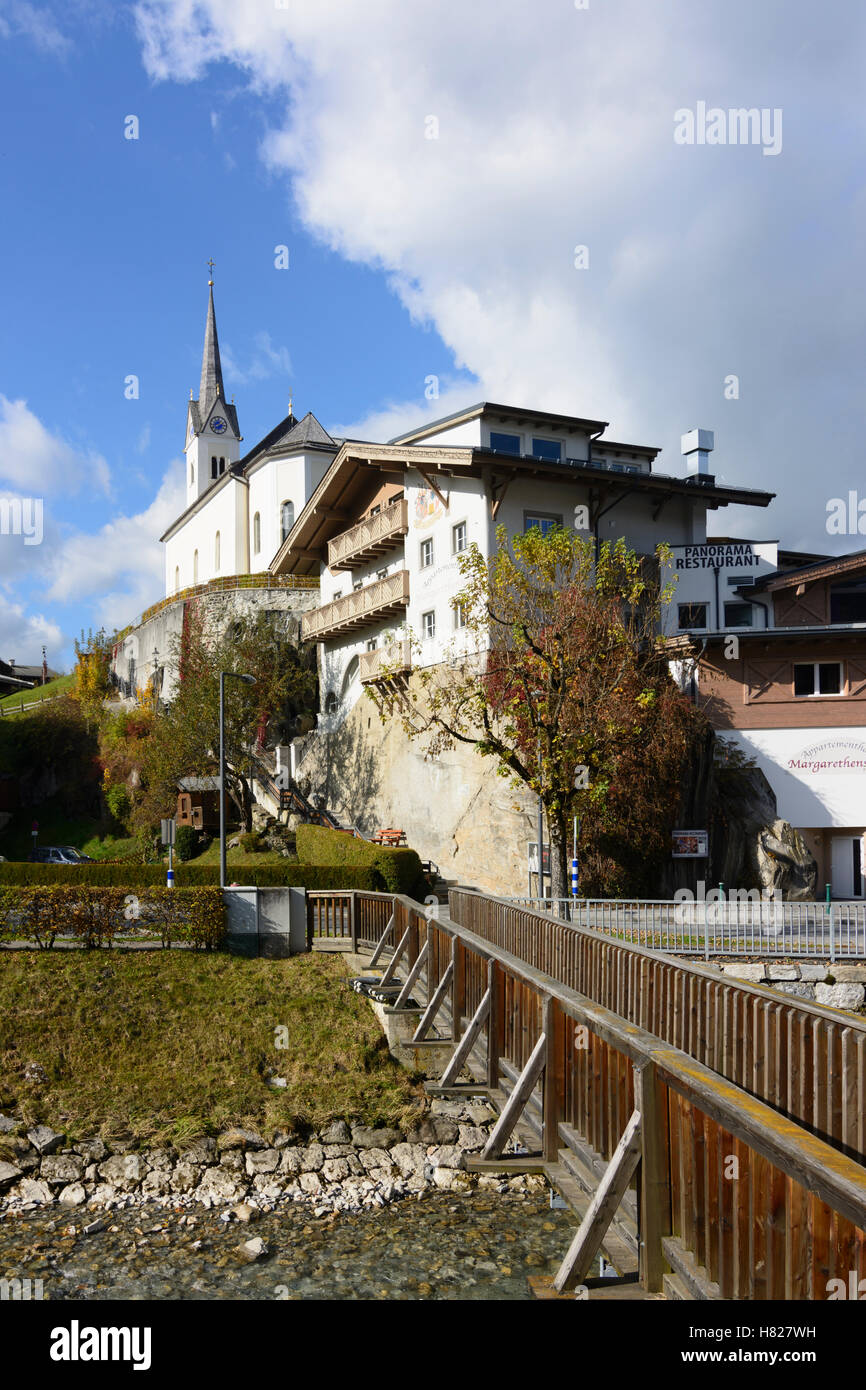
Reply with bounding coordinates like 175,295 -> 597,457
240,410 -> 338,472
389,400 -> 610,445
749,549 -> 866,593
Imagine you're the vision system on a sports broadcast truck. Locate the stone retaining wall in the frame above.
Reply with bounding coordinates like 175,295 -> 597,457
0,1104 -> 544,1221
709,960 -> 866,1010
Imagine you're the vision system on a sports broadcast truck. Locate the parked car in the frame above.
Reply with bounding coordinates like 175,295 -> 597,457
27,845 -> 94,864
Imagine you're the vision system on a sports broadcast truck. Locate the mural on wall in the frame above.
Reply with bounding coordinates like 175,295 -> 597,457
414,487 -> 445,531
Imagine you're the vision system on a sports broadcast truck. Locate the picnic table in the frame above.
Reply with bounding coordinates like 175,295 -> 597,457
371,827 -> 407,846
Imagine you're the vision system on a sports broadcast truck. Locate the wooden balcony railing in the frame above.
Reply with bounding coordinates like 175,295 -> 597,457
301,569 -> 410,641
358,639 -> 412,685
328,498 -> 409,572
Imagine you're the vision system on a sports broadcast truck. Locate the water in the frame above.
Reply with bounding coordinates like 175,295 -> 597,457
0,1190 -> 576,1301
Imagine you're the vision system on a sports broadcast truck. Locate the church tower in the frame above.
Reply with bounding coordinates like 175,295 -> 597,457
184,268 -> 241,506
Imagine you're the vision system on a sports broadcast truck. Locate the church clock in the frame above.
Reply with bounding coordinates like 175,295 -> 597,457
211,416 -> 227,434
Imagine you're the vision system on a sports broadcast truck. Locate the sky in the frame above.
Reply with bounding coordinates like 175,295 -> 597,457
0,0 -> 864,670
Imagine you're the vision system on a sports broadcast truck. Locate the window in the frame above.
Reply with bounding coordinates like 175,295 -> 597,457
353,581 -> 364,592
193,550 -> 199,584
214,531 -> 220,571
724,601 -> 753,627
174,566 -> 180,592
454,601 -> 467,629
678,603 -> 707,631
366,639 -> 378,652
190,463 -> 195,486
453,522 -> 467,553
211,456 -> 218,479
490,431 -> 521,455
420,538 -> 434,568
422,610 -> 436,640
531,437 -> 562,462
369,504 -> 381,516
376,568 -> 388,581
332,590 -> 342,602
280,500 -> 295,542
830,579 -> 866,624
524,512 -> 562,538
219,456 -> 226,475
253,512 -> 261,554
324,691 -> 338,714
793,662 -> 843,697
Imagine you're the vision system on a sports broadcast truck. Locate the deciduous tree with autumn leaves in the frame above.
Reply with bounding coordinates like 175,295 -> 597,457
374,524 -> 707,898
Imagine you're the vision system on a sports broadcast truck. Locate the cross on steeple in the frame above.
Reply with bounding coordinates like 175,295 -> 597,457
207,257 -> 215,285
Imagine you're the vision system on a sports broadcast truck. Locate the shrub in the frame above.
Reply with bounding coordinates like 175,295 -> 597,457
105,783 -> 131,826
295,825 -> 426,897
174,825 -> 200,862
0,885 -> 225,950
239,831 -> 265,853
0,862 -> 386,890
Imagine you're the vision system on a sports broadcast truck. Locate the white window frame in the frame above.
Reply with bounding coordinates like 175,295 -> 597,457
420,537 -> 434,569
422,610 -> 436,640
452,521 -> 467,554
524,510 -> 563,536
793,661 -> 845,698
453,601 -> 467,629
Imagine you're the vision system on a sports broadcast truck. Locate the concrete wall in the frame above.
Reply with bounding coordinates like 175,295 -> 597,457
223,886 -> 307,956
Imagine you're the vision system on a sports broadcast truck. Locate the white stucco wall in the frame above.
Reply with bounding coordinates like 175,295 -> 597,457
722,726 -> 866,828
660,540 -> 778,635
164,477 -> 248,594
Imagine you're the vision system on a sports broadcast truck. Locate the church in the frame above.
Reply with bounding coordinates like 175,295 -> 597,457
160,275 -> 337,594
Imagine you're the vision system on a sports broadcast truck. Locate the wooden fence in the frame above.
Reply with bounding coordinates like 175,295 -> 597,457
311,886 -> 866,1299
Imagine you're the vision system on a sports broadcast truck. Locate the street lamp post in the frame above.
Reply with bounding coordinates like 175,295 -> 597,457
220,670 -> 257,890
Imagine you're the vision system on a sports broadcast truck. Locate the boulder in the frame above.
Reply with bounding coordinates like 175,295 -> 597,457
179,1138 -> 216,1164
196,1167 -> 247,1202
720,964 -> 766,983
766,965 -> 799,981
350,1126 -> 402,1150
230,1203 -> 260,1223
58,1182 -> 88,1207
389,1143 -> 427,1178
319,1120 -> 352,1144
406,1116 -> 458,1145
140,1170 -> 172,1196
279,1148 -> 303,1176
18,1177 -> 54,1204
815,983 -> 865,1012
798,964 -> 830,982
234,1236 -> 268,1263
829,965 -> 866,984
0,1115 -> 19,1135
217,1128 -> 265,1153
298,1143 -> 324,1172
41,1155 -> 85,1186
358,1147 -> 393,1172
245,1149 -> 279,1176
97,1154 -> 145,1190
298,1172 -> 323,1195
432,1167 -> 472,1191
322,1158 -> 350,1182
457,1125 -> 488,1152
73,1138 -> 108,1163
774,983 -> 815,999
426,1145 -> 465,1170
27,1125 -> 64,1154
170,1163 -> 201,1194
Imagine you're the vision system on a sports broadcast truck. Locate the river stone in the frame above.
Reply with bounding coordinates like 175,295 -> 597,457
143,1147 -> 175,1171
219,1152 -> 245,1171
298,1143 -> 324,1172
829,965 -> 866,984
322,1157 -> 350,1182
279,1148 -> 303,1176
358,1147 -> 392,1172
88,1184 -> 117,1205
234,1236 -> 268,1263
815,983 -> 865,1011
73,1138 -> 108,1163
0,1116 -> 19,1135
97,1154 -> 145,1190
350,1126 -> 402,1149
426,1145 -> 465,1170
197,1166 -> 247,1201
319,1120 -> 352,1144
245,1148 -> 279,1176
457,1125 -> 488,1152
58,1182 -> 87,1207
298,1172 -> 323,1195
27,1125 -> 64,1154
389,1143 -> 427,1178
407,1116 -> 459,1145
18,1177 -> 54,1204
432,1167 -> 472,1191
41,1155 -> 85,1185
179,1138 -> 216,1164
170,1163 -> 200,1193
217,1128 -> 265,1153
141,1170 -> 172,1196
230,1203 -> 260,1223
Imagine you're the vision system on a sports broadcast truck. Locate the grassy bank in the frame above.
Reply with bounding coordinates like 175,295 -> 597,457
0,952 -> 423,1144
0,674 -> 73,710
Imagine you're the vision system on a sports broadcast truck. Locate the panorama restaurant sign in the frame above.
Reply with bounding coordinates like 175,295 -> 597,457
673,542 -> 762,570
788,739 -> 866,775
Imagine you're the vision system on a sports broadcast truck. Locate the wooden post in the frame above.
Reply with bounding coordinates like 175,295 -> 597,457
451,937 -> 465,1040
487,958 -> 501,1089
633,1061 -> 671,1293
350,891 -> 357,951
542,993 -> 564,1163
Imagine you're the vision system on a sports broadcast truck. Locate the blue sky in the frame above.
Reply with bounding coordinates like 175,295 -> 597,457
0,0 -> 864,669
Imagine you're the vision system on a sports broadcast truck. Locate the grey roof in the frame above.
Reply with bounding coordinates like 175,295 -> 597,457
240,410 -> 336,471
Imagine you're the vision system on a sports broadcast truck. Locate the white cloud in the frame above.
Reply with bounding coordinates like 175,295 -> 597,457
0,1 -> 72,57
134,0 -> 866,553
221,331 -> 292,387
0,396 -> 111,497
0,597 -> 63,667
41,464 -> 185,631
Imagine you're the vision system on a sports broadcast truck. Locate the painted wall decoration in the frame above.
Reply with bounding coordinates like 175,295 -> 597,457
414,487 -> 444,531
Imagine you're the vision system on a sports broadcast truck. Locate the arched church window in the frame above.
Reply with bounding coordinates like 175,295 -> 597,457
253,512 -> 261,554
211,456 -> 218,479
219,457 -> 226,474
281,500 -> 294,542
174,566 -> 180,592
214,531 -> 221,571
193,550 -> 199,584
190,463 -> 195,486
324,690 -> 338,715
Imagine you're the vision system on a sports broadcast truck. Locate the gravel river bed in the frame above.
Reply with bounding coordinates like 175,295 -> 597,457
0,1189 -> 578,1300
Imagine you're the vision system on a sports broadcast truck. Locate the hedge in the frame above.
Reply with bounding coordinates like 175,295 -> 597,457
295,825 -> 427,897
0,862 -> 386,891
0,886 -> 225,950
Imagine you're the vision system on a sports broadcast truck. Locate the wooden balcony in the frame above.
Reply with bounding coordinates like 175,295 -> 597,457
302,570 -> 410,641
328,497 -> 409,572
359,639 -> 412,685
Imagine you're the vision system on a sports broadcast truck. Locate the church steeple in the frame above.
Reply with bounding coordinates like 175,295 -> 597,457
199,278 -> 225,413
185,263 -> 241,507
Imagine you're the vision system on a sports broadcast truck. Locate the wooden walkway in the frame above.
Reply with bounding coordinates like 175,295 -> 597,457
308,888 -> 866,1301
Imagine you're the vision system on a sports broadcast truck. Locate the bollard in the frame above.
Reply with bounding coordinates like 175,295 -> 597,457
166,868 -> 174,889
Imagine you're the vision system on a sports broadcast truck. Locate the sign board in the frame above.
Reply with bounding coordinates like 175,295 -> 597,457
528,843 -> 551,875
160,818 -> 176,847
672,829 -> 708,858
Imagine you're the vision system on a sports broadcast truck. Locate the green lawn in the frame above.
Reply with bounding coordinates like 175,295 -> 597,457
0,673 -> 73,710
189,839 -> 295,868
0,951 -> 424,1144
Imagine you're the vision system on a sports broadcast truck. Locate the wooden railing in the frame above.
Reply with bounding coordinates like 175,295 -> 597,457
358,640 -> 412,685
310,887 -> 866,1299
301,570 -> 410,642
328,498 -> 409,572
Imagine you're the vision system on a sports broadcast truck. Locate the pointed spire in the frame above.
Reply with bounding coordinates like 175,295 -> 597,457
198,268 -> 225,413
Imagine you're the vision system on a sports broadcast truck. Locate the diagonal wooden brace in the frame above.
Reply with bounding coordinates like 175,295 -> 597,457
379,923 -> 411,986
393,938 -> 429,1010
481,1031 -> 547,1159
367,911 -> 395,968
440,986 -> 491,1086
412,959 -> 453,1042
553,1106 -> 643,1292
